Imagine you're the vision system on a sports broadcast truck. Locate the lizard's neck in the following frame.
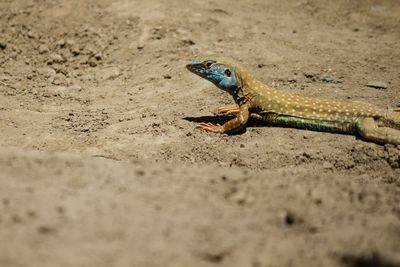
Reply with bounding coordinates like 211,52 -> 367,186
235,71 -> 277,108
233,69 -> 255,105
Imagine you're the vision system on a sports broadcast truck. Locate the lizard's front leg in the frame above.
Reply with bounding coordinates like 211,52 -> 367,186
196,105 -> 250,134
217,104 -> 240,115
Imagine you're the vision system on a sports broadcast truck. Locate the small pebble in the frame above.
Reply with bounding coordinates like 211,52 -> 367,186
0,41 -> 6,50
163,74 -> 172,79
181,39 -> 195,46
66,39 -> 75,46
280,210 -> 302,226
321,76 -> 334,83
366,81 -> 387,89
38,67 -> 56,78
322,161 -> 334,170
49,54 -> 64,64
56,39 -> 66,47
94,52 -> 103,60
303,72 -> 316,79
27,31 -> 39,39
69,44 -> 81,56
303,71 -> 318,81
38,44 -> 49,54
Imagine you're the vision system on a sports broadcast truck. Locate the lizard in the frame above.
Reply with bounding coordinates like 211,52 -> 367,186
186,56 -> 400,145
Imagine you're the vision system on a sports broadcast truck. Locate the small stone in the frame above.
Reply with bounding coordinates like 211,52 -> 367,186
231,189 -> 250,205
181,39 -> 195,46
88,60 -> 97,67
69,84 -> 82,91
366,81 -> 387,89
80,126 -> 90,132
38,67 -> 56,78
321,76 -> 334,83
94,52 -> 103,60
52,74 -> 64,85
38,44 -> 49,54
66,39 -> 75,46
163,74 -> 172,79
27,30 -> 39,39
304,72 -> 317,80
287,77 -> 297,83
0,41 -> 6,50
280,210 -> 302,226
49,54 -> 64,64
56,39 -> 66,47
322,161 -> 334,169
70,44 -> 80,56
9,52 -> 17,59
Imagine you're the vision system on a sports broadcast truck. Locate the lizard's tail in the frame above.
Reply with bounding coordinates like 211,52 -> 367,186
386,111 -> 400,130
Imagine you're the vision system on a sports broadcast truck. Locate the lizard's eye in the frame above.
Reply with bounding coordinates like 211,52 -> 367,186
224,69 -> 231,77
205,61 -> 213,68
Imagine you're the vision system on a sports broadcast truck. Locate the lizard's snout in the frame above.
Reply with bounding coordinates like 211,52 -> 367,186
186,64 -> 198,73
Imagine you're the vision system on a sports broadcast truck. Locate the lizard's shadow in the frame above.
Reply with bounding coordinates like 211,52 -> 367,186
183,115 -> 232,125
182,115 -> 268,130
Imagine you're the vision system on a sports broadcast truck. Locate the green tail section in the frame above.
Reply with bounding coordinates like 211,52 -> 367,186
260,113 -> 357,134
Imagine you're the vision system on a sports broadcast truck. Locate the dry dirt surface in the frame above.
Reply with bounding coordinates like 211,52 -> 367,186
1,0 -> 400,267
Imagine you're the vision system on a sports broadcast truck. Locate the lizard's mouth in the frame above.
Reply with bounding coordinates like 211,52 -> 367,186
185,64 -> 193,71
186,63 -> 204,75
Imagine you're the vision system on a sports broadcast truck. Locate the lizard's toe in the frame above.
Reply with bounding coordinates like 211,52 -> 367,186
195,122 -> 224,133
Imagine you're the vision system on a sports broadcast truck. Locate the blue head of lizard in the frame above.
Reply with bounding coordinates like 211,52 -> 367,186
186,59 -> 240,96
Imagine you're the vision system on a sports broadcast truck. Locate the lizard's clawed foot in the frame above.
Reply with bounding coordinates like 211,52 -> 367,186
195,122 -> 224,133
217,104 -> 240,115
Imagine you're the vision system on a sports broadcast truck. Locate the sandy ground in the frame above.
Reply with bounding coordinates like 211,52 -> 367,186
0,0 -> 400,266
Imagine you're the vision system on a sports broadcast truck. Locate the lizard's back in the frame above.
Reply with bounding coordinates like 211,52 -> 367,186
250,81 -> 387,123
